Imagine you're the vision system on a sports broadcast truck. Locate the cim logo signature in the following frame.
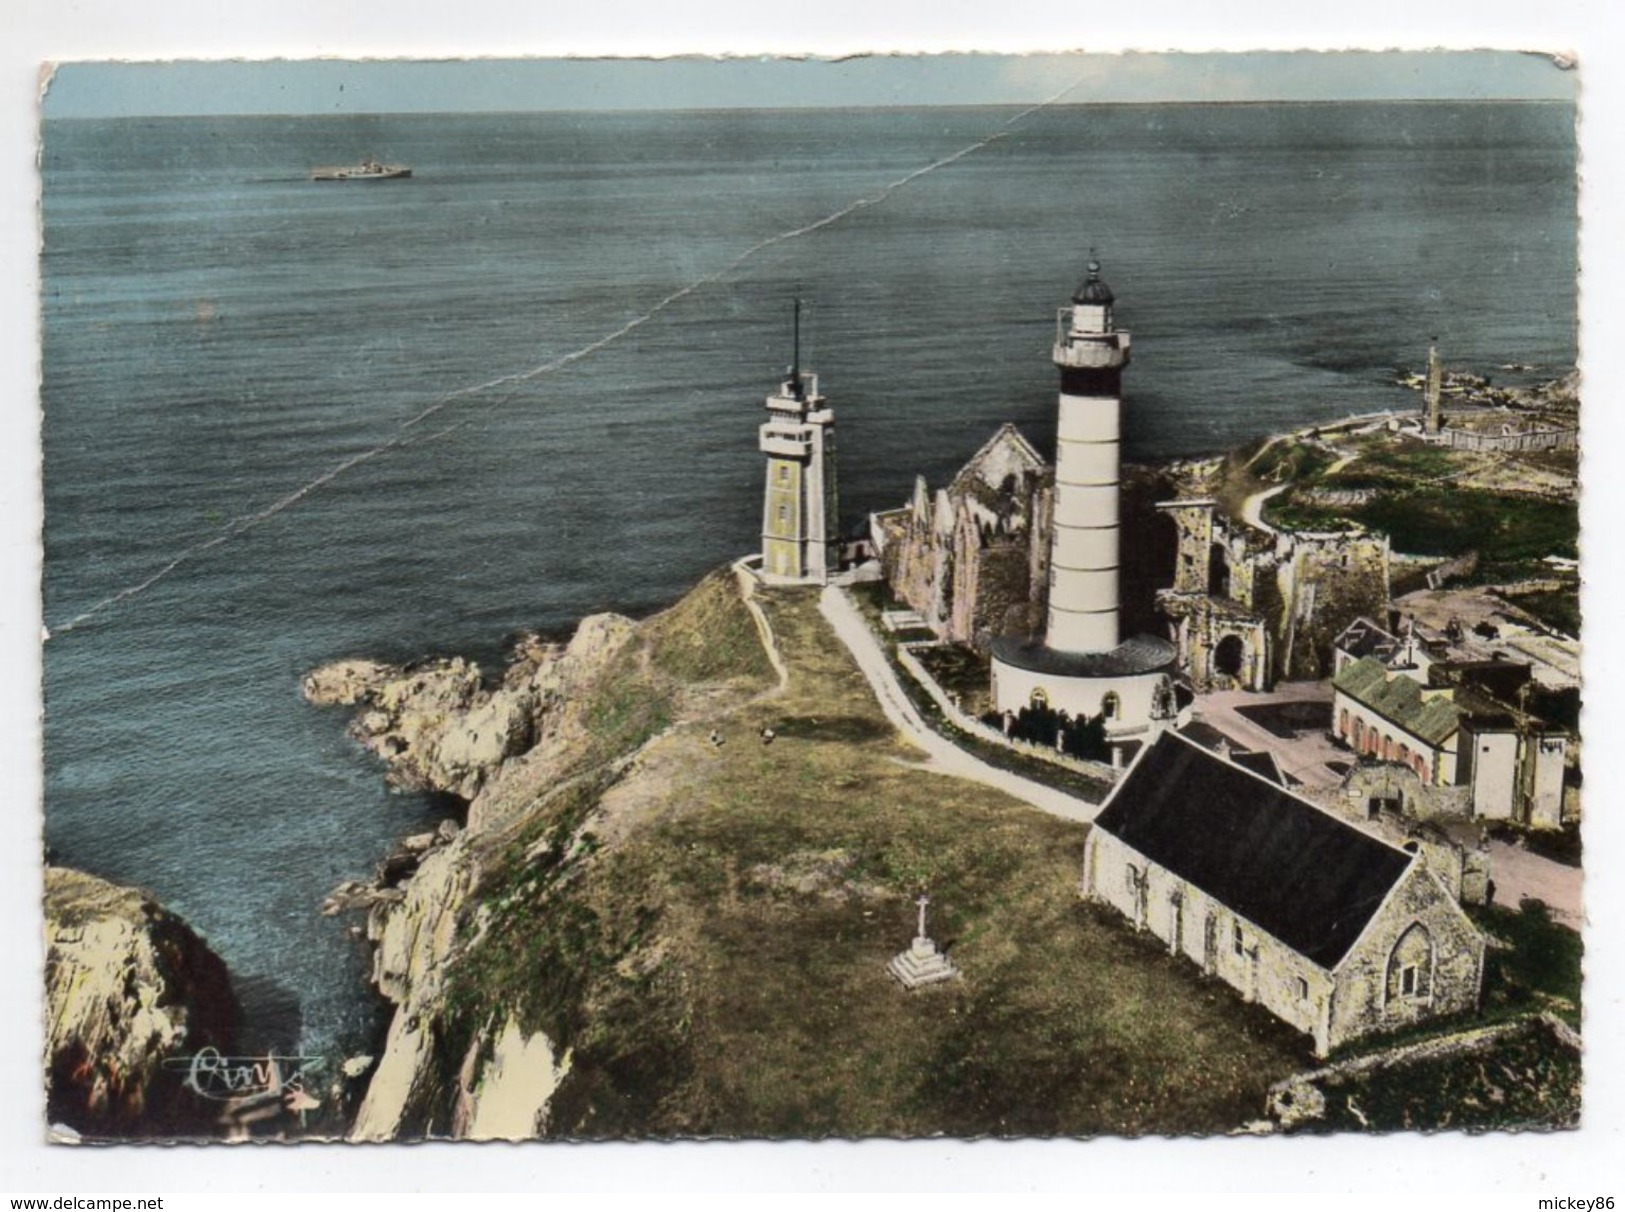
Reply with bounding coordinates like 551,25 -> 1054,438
163,1048 -> 324,1108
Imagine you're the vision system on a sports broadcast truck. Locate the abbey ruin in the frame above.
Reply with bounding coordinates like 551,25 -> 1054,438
871,434 -> 1391,698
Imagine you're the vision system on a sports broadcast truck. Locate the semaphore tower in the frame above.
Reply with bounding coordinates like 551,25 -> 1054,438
759,300 -> 839,583
990,259 -> 1179,760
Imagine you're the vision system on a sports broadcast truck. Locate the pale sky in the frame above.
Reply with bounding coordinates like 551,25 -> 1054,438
42,50 -> 1575,119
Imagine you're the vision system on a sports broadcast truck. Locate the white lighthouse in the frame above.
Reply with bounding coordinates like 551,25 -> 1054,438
991,261 -> 1178,755
759,301 -> 839,583
1048,259 -> 1129,655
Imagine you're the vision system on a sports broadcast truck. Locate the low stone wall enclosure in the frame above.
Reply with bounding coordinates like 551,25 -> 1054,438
1265,1012 -> 1581,1129
892,639 -> 1119,784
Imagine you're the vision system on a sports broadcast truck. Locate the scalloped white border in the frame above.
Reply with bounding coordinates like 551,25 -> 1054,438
5,3 -> 1620,1198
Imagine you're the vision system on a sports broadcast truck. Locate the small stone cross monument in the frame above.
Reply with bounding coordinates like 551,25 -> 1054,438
887,893 -> 961,989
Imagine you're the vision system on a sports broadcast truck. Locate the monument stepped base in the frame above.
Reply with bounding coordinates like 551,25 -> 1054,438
888,936 -> 960,990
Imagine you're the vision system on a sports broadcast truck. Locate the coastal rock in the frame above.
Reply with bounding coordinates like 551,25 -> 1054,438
310,655 -> 545,800
337,570 -> 784,1140
349,843 -> 474,1141
431,687 -> 537,799
465,613 -> 639,832
44,866 -> 238,1139
330,608 -> 647,1139
302,659 -> 394,707
453,1016 -> 573,1141
509,613 -> 637,713
307,614 -> 640,819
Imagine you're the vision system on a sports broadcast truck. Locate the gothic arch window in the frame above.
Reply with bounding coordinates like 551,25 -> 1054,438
1385,922 -> 1435,1004
1101,691 -> 1121,720
1214,634 -> 1246,679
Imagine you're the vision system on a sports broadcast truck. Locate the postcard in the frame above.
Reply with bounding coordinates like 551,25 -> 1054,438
35,50 -> 1583,1147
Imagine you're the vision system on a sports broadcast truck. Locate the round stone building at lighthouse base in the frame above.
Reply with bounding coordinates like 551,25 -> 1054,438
990,633 -> 1180,752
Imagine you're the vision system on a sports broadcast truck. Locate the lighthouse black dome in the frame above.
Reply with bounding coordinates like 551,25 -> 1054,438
1072,259 -> 1115,305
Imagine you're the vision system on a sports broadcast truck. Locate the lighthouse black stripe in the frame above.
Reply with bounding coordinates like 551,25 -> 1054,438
1056,478 -> 1121,489
1052,520 -> 1119,531
1051,562 -> 1122,574
1059,367 -> 1122,395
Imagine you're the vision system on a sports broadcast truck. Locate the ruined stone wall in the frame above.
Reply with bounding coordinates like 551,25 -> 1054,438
876,436 -> 1051,649
1278,534 -> 1392,682
1154,495 -> 1392,691
1162,502 -> 1216,595
1027,481 -> 1053,634
1326,865 -> 1485,1052
877,496 -> 950,635
1162,596 -> 1269,693
1411,835 -> 1491,906
1224,530 -> 1264,607
970,540 -> 1039,650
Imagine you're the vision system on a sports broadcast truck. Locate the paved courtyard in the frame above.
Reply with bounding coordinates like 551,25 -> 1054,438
1188,681 -> 1348,789
1191,681 -> 1583,932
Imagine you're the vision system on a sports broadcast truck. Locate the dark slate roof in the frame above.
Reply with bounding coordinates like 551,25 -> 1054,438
1072,260 -> 1116,305
1431,659 -> 1534,706
1093,731 -> 1414,969
1335,616 -> 1401,663
992,632 -> 1175,678
1230,749 -> 1286,786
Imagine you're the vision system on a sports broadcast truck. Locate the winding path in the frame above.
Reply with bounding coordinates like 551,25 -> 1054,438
732,558 -> 790,691
817,585 -> 1100,824
1238,448 -> 1360,535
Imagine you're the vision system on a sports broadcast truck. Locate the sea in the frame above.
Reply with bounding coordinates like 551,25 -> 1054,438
39,101 -> 1578,1061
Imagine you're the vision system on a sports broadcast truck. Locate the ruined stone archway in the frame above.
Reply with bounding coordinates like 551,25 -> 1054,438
1214,634 -> 1246,680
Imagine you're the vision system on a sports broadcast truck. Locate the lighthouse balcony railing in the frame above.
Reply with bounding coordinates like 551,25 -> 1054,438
1053,310 -> 1131,367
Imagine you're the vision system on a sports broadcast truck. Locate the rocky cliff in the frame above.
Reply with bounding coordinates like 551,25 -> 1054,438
314,568 -> 777,1139
43,866 -> 238,1139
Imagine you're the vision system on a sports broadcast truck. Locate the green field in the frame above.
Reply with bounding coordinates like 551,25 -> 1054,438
1254,433 -> 1578,582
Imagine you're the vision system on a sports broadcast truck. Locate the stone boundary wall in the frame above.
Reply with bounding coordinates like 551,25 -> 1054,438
1439,425 -> 1578,453
893,641 -> 1118,784
1265,1012 -> 1580,1127
1489,578 -> 1569,597
1424,550 -> 1479,589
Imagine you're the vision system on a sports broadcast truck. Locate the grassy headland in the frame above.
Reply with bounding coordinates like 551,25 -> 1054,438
397,572 -> 1312,1138
1256,430 -> 1577,583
